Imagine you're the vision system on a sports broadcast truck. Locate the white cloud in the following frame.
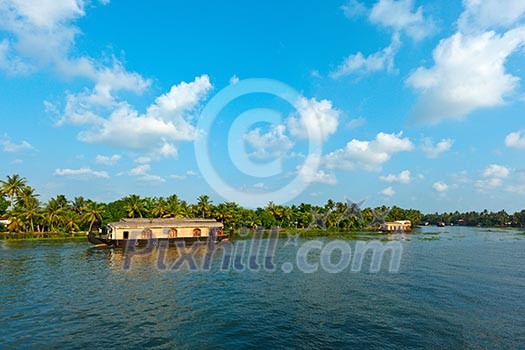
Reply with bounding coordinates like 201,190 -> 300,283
0,0 -> 147,89
55,167 -> 109,179
476,164 -> 510,191
433,181 -> 449,192
2,0 -> 85,29
297,154 -> 337,185
0,135 -> 33,153
158,142 -> 178,158
229,75 -> 239,85
0,39 -> 32,75
380,170 -> 411,184
128,164 -> 165,183
0,0 -> 154,152
347,117 -> 366,129
129,164 -> 150,176
342,0 -> 368,19
134,156 -> 151,164
381,186 -> 395,197
458,0 -> 525,32
287,97 -> 340,142
406,28 -> 525,124
482,164 -> 510,179
244,124 -> 294,159
506,184 -> 525,195
61,75 -> 212,157
505,131 -> 525,149
369,0 -> 434,40
324,131 -> 414,171
331,34 -> 400,78
422,138 -> 454,158
169,169 -> 196,180
451,170 -> 471,184
95,154 -> 121,165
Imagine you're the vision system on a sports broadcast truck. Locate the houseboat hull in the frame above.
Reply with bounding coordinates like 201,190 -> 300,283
88,232 -> 229,248
88,218 -> 228,247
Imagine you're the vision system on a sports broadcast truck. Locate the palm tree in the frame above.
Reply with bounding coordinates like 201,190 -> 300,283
7,213 -> 24,233
196,195 -> 212,219
213,203 -> 230,224
0,174 -> 27,209
21,197 -> 40,233
164,202 -> 187,218
83,202 -> 106,232
325,199 -> 335,212
163,195 -> 187,218
123,195 -> 146,218
16,186 -> 39,208
43,200 -> 65,233
150,198 -> 167,218
72,196 -> 87,216
54,195 -> 69,209
65,213 -> 80,234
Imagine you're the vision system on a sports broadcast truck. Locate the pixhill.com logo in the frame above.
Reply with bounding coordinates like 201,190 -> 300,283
122,229 -> 404,274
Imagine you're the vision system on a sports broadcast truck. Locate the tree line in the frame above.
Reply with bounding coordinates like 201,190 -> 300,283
0,174 -> 523,237
422,210 -> 525,228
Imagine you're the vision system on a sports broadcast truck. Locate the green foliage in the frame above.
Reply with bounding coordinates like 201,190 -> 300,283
1,173 -> 524,237
0,196 -> 9,215
422,209 -> 523,227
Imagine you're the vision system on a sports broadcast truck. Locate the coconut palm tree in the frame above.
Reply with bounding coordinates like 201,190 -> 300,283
150,198 -> 167,218
196,195 -> 212,219
7,213 -> 24,233
65,213 -> 80,234
163,195 -> 188,218
43,200 -> 65,233
16,186 -> 39,208
123,194 -> 146,218
21,197 -> 40,233
83,202 -> 106,232
72,196 -> 87,216
54,195 -> 69,209
0,174 -> 27,209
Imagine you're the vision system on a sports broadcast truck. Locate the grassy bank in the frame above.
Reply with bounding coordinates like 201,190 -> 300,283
0,232 -> 88,241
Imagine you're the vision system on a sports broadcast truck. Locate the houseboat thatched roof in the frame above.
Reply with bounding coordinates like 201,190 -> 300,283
108,218 -> 222,229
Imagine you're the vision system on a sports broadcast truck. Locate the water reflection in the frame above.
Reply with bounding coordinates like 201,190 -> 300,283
1,228 -> 525,349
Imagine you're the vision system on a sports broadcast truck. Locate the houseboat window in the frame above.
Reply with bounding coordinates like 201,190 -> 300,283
142,228 -> 153,239
123,231 -> 129,239
193,228 -> 202,237
168,228 -> 178,238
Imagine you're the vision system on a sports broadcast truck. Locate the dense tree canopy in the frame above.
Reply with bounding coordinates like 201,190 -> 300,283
0,174 -> 523,235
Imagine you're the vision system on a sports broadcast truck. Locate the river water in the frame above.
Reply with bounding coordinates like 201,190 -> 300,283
1,226 -> 524,349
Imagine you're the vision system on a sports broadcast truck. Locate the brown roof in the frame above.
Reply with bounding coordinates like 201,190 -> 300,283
109,218 -> 223,229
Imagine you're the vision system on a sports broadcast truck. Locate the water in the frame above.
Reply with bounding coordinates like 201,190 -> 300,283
1,227 -> 525,349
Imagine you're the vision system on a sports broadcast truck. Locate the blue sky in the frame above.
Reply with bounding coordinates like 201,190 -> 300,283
1,0 -> 525,212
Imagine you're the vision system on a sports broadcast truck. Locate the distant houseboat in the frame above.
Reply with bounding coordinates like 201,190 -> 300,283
381,220 -> 412,233
437,222 -> 446,227
88,218 -> 227,247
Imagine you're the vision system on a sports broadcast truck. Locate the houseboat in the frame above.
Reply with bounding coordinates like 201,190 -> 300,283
381,220 -> 412,233
88,218 -> 227,247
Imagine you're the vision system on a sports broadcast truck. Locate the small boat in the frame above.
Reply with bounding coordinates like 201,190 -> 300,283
437,222 -> 446,227
88,218 -> 228,247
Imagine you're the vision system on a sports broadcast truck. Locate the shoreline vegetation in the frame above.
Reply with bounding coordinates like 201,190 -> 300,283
1,174 -> 524,242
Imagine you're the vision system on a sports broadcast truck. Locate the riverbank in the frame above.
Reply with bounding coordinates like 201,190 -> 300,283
0,232 -> 87,241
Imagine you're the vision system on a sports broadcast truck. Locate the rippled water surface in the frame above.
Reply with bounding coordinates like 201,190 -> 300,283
1,227 -> 525,349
